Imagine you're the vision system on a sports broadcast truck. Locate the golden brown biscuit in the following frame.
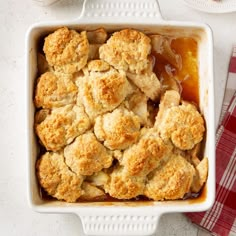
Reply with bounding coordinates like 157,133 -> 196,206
35,104 -> 91,151
121,129 -> 173,177
94,107 -> 141,150
43,27 -> 89,74
104,166 -> 145,200
158,103 -> 205,150
64,132 -> 113,176
86,59 -> 110,72
36,152 -> 83,203
77,60 -> 132,120
34,71 -> 78,109
99,29 -> 151,74
144,154 -> 195,200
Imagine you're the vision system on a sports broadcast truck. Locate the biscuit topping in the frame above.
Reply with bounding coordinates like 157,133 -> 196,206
43,27 -> 89,74
35,27 -> 207,202
99,29 -> 151,74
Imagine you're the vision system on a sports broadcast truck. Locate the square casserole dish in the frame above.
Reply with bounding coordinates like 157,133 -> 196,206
26,0 -> 215,235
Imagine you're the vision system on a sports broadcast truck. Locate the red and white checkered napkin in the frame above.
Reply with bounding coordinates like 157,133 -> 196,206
186,46 -> 236,236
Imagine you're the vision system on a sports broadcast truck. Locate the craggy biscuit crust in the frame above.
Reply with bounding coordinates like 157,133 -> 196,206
94,107 -> 141,150
64,132 -> 113,176
159,103 -> 205,150
36,152 -> 83,203
77,60 -> 132,120
121,129 -> 173,177
99,29 -> 151,74
43,27 -> 89,74
35,27 -> 207,202
144,154 -> 195,200
34,71 -> 77,109
35,105 -> 91,151
104,167 -> 145,199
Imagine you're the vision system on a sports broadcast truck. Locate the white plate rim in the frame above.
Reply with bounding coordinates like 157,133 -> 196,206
183,0 -> 236,13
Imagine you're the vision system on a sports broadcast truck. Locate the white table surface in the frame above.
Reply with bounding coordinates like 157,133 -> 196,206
1,0 -> 235,235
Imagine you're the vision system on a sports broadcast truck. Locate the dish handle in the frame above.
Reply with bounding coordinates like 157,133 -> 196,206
78,211 -> 161,236
79,0 -> 163,23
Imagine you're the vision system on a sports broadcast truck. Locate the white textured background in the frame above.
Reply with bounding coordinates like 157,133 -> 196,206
1,0 -> 236,235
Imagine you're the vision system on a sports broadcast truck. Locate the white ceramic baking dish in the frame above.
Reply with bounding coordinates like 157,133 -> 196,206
26,0 -> 215,235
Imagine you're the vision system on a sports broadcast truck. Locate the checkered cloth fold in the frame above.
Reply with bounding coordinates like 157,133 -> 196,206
186,47 -> 236,236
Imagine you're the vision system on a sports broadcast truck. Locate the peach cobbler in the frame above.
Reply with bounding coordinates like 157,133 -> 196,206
34,27 -> 207,202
